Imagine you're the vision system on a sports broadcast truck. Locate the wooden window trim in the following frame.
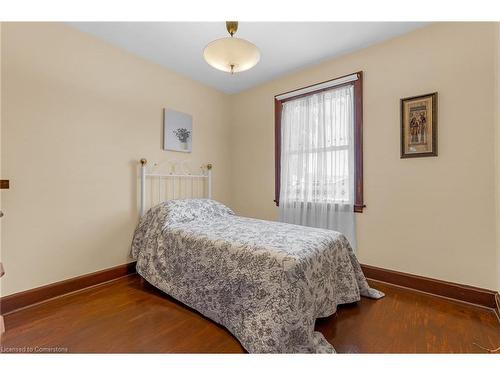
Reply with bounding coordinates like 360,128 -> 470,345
274,71 -> 364,213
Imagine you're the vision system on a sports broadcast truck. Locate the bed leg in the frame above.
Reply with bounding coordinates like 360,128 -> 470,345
138,275 -> 146,288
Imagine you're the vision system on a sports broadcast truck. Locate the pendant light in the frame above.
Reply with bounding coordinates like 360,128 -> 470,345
203,21 -> 260,74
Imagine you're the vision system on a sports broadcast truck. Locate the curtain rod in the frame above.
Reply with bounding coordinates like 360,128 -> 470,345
275,73 -> 359,101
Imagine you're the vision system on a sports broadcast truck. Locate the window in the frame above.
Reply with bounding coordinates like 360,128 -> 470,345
274,72 -> 364,212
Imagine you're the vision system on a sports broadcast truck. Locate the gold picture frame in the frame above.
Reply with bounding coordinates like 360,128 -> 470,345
401,92 -> 437,158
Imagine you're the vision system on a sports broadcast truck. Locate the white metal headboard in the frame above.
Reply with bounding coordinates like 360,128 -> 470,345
139,158 -> 212,217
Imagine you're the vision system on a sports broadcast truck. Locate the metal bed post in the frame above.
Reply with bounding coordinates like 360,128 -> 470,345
207,163 -> 212,200
140,158 -> 147,217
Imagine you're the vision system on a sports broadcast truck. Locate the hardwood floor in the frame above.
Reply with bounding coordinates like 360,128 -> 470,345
1,275 -> 499,353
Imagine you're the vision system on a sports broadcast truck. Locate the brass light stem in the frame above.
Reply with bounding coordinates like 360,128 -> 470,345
226,21 -> 238,37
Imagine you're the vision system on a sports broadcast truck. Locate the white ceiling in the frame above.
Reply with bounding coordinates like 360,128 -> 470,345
68,22 -> 428,94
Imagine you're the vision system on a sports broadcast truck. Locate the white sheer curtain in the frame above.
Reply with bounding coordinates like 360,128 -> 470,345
279,84 -> 357,248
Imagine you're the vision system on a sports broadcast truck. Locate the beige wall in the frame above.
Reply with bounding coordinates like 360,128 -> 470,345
495,23 -> 500,291
1,22 -> 499,296
0,23 -> 232,296
0,22 -> 3,293
229,23 -> 499,290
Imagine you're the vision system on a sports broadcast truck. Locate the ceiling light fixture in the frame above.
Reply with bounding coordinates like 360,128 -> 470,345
203,21 -> 260,74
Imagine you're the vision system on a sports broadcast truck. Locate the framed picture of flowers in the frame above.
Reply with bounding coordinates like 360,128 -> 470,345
163,108 -> 193,153
400,92 -> 437,158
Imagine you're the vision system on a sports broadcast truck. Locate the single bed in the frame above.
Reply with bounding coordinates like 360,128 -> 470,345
131,159 -> 383,353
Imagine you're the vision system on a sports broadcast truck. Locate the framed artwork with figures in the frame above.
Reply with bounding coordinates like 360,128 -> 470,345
400,92 -> 437,158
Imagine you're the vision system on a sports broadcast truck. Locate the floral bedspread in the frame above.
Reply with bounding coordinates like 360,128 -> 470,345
131,199 -> 383,353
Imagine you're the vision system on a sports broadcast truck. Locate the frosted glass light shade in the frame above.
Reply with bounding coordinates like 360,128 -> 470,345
203,37 -> 260,73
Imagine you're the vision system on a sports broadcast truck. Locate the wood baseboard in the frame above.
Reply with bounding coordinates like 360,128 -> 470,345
1,261 -> 497,316
0,262 -> 137,315
361,264 -> 499,310
495,293 -> 500,320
